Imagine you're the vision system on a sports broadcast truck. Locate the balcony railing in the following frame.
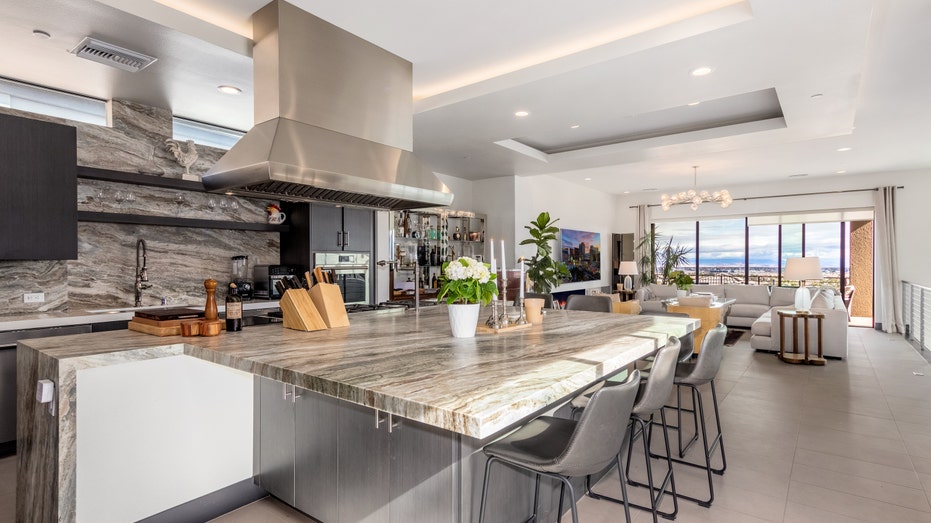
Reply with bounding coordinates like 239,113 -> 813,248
903,281 -> 931,351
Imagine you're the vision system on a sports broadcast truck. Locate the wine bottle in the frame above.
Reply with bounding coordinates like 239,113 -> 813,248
226,283 -> 243,332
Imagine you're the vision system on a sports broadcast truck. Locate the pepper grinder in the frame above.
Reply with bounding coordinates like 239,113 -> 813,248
204,279 -> 219,321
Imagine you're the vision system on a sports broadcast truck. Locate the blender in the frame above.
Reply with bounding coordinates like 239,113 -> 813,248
231,255 -> 254,300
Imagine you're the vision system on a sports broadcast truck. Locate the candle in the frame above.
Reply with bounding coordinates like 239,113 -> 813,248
490,238 -> 497,274
519,257 -> 525,300
500,239 -> 506,275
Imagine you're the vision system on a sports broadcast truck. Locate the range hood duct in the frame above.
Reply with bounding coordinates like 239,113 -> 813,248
202,0 -> 453,210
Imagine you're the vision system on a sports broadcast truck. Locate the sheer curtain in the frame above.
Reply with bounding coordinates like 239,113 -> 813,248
634,204 -> 649,284
875,186 -> 903,333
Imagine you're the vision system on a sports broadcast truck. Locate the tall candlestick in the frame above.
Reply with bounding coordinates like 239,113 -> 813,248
489,238 -> 497,274
519,257 -> 525,300
500,239 -> 506,275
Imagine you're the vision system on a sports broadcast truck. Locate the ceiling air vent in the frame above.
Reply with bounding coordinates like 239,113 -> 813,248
69,37 -> 157,73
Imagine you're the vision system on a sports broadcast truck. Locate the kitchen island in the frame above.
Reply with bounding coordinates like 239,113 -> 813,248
17,306 -> 697,522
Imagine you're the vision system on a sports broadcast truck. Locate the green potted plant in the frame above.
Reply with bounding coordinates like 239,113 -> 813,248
667,270 -> 694,292
520,212 -> 570,294
437,256 -> 498,338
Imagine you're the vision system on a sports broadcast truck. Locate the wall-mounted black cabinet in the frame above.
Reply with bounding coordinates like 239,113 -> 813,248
0,113 -> 77,260
280,203 -> 374,266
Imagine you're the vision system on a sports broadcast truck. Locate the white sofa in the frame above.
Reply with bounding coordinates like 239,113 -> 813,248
665,283 -> 849,359
748,287 -> 848,359
635,284 -> 679,313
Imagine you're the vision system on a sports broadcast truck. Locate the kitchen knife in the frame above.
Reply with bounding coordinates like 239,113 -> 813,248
329,270 -> 336,284
275,279 -> 287,295
313,266 -> 324,286
304,271 -> 313,289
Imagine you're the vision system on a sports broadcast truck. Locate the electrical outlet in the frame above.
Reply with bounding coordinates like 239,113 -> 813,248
24,292 -> 45,303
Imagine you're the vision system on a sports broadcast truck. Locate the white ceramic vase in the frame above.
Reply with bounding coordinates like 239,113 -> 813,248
448,303 -> 480,338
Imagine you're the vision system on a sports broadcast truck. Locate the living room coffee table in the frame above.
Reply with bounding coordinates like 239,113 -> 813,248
776,309 -> 826,365
665,298 -> 736,354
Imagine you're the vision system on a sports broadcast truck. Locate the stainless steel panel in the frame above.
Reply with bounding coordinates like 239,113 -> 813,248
253,1 -> 412,150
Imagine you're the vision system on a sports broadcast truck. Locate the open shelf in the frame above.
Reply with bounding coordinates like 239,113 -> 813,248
77,211 -> 289,232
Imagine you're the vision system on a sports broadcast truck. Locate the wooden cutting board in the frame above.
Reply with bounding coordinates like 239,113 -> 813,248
128,320 -> 182,336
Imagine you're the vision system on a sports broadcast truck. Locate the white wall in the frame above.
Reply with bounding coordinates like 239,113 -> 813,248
514,175 -> 617,293
472,177 -> 516,263
436,172 -> 474,212
77,356 -> 253,523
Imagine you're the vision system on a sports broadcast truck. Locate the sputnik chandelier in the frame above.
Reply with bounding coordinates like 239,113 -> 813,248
661,165 -> 732,211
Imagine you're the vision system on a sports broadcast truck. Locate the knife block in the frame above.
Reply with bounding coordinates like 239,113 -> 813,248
279,289 -> 328,332
308,283 -> 350,328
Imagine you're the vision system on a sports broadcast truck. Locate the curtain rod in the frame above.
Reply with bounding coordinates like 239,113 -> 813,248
629,185 -> 905,209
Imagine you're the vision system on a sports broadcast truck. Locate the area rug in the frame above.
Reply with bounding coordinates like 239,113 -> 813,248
724,328 -> 749,346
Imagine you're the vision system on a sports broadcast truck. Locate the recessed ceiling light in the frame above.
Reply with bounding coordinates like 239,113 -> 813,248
836,147 -> 852,152
690,66 -> 713,77
789,173 -> 808,178
623,191 -> 630,194
217,85 -> 242,95
32,29 -> 51,39
643,188 -> 659,192
836,170 -> 847,174
810,93 -> 823,99
570,124 -> 580,129
584,177 -> 592,181
687,101 -> 701,106
514,110 -> 530,117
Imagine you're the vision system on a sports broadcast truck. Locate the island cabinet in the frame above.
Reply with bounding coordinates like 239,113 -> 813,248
256,376 -> 456,522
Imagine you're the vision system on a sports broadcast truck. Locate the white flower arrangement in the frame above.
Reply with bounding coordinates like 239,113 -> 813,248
437,256 -> 498,305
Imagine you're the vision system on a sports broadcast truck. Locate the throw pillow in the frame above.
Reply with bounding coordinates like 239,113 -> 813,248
810,287 -> 836,309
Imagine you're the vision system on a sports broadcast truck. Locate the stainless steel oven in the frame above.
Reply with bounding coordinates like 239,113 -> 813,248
314,252 -> 371,305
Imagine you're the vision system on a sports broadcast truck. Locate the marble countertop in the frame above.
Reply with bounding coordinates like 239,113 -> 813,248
0,300 -> 281,333
20,306 -> 697,439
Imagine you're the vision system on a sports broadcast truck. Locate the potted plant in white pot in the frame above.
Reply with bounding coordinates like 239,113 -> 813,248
520,212 -> 570,295
437,256 -> 498,338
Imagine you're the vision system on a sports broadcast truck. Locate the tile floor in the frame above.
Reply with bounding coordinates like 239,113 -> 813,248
4,327 -> 931,522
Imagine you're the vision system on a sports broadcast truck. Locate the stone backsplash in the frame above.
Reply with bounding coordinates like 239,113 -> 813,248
0,100 -> 284,316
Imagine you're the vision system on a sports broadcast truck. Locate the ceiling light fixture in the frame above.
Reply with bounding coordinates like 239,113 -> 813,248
788,173 -> 808,178
217,85 -> 242,95
810,93 -> 823,99
687,101 -> 701,106
836,170 -> 847,174
32,29 -> 51,39
690,66 -> 713,77
514,110 -> 529,117
836,146 -> 852,152
570,124 -> 580,129
584,177 -> 592,181
661,165 -> 732,211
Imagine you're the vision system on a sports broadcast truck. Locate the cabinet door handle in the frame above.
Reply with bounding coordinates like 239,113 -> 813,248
343,231 -> 349,247
282,383 -> 292,401
336,231 -> 342,246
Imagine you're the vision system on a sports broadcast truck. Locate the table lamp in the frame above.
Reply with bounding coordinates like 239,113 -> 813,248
618,261 -> 638,291
783,257 -> 822,312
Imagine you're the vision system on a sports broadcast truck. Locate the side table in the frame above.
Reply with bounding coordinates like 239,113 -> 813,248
776,310 -> 826,365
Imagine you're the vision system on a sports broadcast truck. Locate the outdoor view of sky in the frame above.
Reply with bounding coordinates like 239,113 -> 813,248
656,219 -> 848,271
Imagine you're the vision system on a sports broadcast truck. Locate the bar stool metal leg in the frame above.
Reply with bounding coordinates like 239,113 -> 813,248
652,380 -> 726,507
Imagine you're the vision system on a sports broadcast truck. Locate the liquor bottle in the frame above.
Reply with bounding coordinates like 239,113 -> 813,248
432,273 -> 438,288
417,241 -> 427,266
430,246 -> 437,266
225,283 -> 243,332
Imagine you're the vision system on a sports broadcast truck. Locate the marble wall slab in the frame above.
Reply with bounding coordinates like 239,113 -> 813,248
0,100 -> 284,315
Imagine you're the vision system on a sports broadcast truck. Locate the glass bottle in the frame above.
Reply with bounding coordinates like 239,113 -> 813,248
226,283 -> 243,332
453,226 -> 462,241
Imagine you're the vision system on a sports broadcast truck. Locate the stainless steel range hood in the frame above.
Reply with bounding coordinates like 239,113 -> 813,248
202,0 -> 453,210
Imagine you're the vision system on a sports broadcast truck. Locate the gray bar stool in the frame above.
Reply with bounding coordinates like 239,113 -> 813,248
565,294 -> 613,312
653,323 -> 728,507
479,370 -> 641,523
573,339 -> 681,522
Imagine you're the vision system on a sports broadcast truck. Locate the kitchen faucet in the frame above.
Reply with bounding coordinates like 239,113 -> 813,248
134,238 -> 151,307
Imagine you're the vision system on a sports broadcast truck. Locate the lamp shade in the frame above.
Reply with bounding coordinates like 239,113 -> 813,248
618,261 -> 638,275
783,257 -> 822,281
